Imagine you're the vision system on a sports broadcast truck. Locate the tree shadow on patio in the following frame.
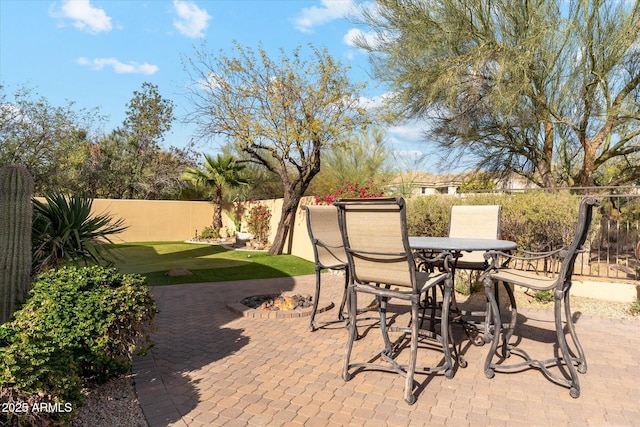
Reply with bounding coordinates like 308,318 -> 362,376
132,271 -> 302,426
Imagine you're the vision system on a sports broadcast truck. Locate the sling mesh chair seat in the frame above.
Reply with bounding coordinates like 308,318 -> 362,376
448,205 -> 502,271
335,197 -> 457,405
302,205 -> 349,331
482,196 -> 599,398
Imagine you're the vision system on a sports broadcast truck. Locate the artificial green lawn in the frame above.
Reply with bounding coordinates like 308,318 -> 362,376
109,241 -> 316,286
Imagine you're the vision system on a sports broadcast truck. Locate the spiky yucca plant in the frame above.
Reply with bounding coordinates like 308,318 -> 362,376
0,164 -> 34,323
32,193 -> 127,273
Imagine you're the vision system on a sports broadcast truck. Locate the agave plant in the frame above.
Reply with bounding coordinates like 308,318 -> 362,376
32,193 -> 127,273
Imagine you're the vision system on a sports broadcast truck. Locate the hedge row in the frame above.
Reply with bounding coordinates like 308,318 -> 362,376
406,192 -> 585,251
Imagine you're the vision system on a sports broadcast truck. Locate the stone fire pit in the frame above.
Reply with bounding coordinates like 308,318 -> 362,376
226,292 -> 334,319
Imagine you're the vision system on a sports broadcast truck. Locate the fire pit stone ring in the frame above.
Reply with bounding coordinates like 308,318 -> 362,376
226,292 -> 335,319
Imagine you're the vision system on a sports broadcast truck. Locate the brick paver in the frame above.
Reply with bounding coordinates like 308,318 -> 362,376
133,274 -> 640,426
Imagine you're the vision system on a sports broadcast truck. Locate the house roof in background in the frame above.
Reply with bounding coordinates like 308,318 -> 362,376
390,171 -> 470,186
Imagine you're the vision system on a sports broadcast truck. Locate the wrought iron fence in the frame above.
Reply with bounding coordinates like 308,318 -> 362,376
486,187 -> 640,282
587,192 -> 640,281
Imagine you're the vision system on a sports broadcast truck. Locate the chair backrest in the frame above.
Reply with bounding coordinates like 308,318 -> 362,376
302,205 -> 347,269
557,196 -> 600,288
449,205 -> 502,265
449,205 -> 502,239
335,197 -> 416,289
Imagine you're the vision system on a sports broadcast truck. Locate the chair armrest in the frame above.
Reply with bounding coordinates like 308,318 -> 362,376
414,251 -> 455,274
516,248 -> 566,258
314,239 -> 344,251
483,247 -> 566,268
483,246 -> 581,274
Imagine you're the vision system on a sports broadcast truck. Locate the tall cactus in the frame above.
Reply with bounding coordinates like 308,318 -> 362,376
0,164 -> 34,323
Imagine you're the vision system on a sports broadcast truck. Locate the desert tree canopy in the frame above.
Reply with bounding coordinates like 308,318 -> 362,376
355,0 -> 640,187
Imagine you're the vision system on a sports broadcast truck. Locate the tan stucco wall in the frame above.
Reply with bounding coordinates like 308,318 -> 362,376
572,280 -> 640,303
34,197 -> 317,262
288,197 -> 316,262
90,199 -> 215,243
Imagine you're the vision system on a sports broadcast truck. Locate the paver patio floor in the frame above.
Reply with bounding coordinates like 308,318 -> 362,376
133,274 -> 640,426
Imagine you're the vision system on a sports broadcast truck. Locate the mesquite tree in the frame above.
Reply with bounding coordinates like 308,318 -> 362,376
183,42 -> 373,254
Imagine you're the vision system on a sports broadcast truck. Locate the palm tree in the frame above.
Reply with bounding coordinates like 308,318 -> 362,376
180,154 -> 249,231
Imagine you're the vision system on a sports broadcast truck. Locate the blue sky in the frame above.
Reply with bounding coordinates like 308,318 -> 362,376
0,0 -> 431,169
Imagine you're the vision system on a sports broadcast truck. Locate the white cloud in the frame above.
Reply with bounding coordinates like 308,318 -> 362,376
344,26 -> 394,50
393,149 -> 425,158
357,92 -> 394,110
294,0 -> 355,33
358,92 -> 433,142
173,0 -> 211,38
77,57 -> 158,75
388,123 -> 427,141
195,72 -> 224,92
344,28 -> 374,48
51,0 -> 113,34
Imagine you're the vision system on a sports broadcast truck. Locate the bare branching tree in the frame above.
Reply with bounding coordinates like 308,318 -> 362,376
183,42 -> 373,254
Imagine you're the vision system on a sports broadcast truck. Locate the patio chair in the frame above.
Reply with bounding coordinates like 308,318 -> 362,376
483,196 -> 600,398
302,205 -> 349,332
419,205 -> 502,341
335,197 -> 456,405
448,205 -> 502,271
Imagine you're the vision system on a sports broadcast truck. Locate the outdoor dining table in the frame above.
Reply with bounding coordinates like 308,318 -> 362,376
408,236 -> 518,344
409,236 -> 517,257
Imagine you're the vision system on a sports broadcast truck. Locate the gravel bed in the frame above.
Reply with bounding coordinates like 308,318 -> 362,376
514,289 -> 640,321
72,375 -> 147,427
458,287 -> 640,321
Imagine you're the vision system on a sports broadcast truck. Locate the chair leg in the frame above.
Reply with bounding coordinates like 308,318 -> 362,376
483,296 -> 492,344
500,282 -> 518,358
404,297 -> 419,405
440,276 -> 455,377
342,285 -> 357,382
483,277 -> 502,379
484,278 -> 585,399
379,295 -> 393,354
338,269 -> 349,321
555,293 -> 581,398
428,286 -> 437,332
309,269 -> 322,331
564,289 -> 587,374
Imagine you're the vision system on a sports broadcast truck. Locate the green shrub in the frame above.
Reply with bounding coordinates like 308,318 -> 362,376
534,290 -> 554,303
629,297 -> 640,316
406,195 -> 451,237
231,201 -> 246,233
0,266 -> 156,425
500,192 -> 583,251
199,226 -> 219,239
